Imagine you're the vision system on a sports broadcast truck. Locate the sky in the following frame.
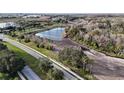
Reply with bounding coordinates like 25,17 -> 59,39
0,0 -> 124,13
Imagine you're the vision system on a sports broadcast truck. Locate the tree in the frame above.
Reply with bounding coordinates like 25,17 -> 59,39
24,38 -> 30,43
18,34 -> 24,39
38,58 -> 64,80
0,54 -> 25,76
0,43 -> 7,50
47,69 -> 64,80
59,47 -> 89,68
38,58 -> 53,73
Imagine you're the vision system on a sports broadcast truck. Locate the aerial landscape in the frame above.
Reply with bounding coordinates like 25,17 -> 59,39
0,13 -> 124,80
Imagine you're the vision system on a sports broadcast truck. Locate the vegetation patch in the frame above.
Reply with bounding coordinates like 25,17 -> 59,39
59,47 -> 95,80
0,41 -> 25,80
65,19 -> 124,59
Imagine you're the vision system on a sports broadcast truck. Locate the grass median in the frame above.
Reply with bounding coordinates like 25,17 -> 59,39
22,41 -> 59,61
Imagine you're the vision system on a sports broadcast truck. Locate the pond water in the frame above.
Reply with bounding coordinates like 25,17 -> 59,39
35,27 -> 65,41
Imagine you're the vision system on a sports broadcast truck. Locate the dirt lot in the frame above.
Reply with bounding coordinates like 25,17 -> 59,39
84,50 -> 124,80
53,38 -> 124,80
53,38 -> 78,48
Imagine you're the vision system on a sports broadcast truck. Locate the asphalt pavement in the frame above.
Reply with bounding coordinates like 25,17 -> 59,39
21,66 -> 41,80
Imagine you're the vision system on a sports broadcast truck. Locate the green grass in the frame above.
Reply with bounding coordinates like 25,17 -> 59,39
3,42 -> 47,79
4,42 -> 36,63
14,28 -> 39,35
22,42 -> 59,61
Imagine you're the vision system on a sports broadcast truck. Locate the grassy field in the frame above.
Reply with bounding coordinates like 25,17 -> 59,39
4,42 -> 48,79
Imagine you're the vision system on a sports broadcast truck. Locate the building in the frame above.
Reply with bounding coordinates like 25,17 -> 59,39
0,22 -> 17,29
22,15 -> 41,18
39,16 -> 51,21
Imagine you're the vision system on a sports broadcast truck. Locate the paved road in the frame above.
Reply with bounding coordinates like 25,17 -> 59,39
2,36 -> 84,80
21,66 -> 41,80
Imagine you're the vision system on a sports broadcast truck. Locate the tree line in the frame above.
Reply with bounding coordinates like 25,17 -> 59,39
65,17 -> 124,58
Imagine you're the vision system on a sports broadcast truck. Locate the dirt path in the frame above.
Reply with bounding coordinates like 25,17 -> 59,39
84,50 -> 124,80
33,35 -> 124,80
59,38 -> 124,80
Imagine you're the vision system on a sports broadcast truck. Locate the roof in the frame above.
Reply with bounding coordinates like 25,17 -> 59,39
0,22 -> 16,29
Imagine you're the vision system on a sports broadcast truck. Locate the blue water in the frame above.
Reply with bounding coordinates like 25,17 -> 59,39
35,27 -> 65,41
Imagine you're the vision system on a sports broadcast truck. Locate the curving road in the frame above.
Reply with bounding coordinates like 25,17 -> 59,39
2,35 -> 84,80
1,34 -> 124,80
